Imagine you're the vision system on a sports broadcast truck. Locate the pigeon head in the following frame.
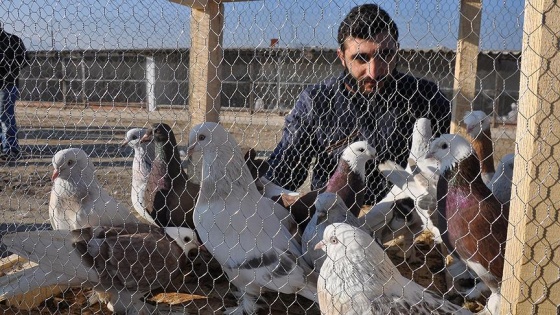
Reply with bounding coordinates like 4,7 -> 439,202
121,128 -> 147,148
164,227 -> 201,256
314,223 -> 371,259
142,123 -> 177,146
340,141 -> 376,178
187,122 -> 237,157
426,134 -> 473,173
463,110 -> 490,137
51,148 -> 93,181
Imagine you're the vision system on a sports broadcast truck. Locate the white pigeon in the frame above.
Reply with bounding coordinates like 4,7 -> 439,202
121,127 -> 157,225
315,223 -> 472,315
49,148 -> 140,230
187,122 -> 316,315
301,192 -> 366,271
488,153 -> 515,205
0,224 -> 200,315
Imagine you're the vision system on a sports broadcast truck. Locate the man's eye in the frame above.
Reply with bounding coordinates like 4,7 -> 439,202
356,55 -> 369,63
378,50 -> 396,61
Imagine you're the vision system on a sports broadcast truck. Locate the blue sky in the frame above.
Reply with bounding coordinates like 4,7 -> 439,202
1,0 -> 524,51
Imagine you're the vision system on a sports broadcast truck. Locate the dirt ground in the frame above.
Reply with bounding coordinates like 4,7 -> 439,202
0,102 -> 481,314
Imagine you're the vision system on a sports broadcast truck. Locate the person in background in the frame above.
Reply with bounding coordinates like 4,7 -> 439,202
0,21 -> 28,161
263,3 -> 451,209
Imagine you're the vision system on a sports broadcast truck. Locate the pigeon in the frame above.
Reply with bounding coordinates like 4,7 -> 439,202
187,122 -> 316,315
301,192 -> 366,271
121,127 -> 157,225
315,223 -> 472,315
49,148 -> 140,230
363,118 -> 438,262
0,223 -> 200,315
488,153 -> 515,205
271,140 -> 376,232
141,123 -> 199,228
464,110 -> 495,185
427,134 -> 509,315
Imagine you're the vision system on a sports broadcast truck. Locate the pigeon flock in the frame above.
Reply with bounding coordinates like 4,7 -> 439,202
0,116 -> 514,314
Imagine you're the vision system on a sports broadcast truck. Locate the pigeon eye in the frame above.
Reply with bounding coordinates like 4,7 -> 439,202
198,135 -> 206,141
442,143 -> 448,150
358,148 -> 365,152
183,236 -> 192,243
131,135 -> 138,140
329,236 -> 338,244
67,160 -> 74,166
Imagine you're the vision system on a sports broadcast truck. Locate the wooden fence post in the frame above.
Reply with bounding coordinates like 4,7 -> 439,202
500,1 -> 560,314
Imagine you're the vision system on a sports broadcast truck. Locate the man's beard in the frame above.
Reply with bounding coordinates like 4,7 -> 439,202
342,68 -> 387,96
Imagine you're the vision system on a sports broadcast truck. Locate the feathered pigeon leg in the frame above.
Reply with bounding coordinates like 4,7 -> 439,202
481,290 -> 501,315
107,289 -> 155,315
224,288 -> 260,315
446,257 -> 491,301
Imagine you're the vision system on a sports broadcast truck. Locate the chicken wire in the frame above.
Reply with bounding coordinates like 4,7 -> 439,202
0,0 -> 540,314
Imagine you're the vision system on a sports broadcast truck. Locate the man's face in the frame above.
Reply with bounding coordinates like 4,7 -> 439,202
337,32 -> 398,95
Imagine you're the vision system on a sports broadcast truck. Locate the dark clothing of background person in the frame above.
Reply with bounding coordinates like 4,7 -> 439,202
265,70 -> 451,205
0,25 -> 28,158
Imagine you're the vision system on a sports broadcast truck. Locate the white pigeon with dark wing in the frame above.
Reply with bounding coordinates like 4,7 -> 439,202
0,224 -> 200,315
121,127 -> 157,225
315,223 -> 472,315
187,122 -> 316,315
301,192 -> 365,271
49,148 -> 140,230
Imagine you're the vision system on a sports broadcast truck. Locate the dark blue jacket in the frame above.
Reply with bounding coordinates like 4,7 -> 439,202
265,70 -> 451,205
0,30 -> 28,89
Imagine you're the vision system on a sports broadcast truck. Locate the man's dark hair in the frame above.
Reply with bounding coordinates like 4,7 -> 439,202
337,4 -> 399,50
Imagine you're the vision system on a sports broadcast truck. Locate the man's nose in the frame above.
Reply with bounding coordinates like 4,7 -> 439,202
365,59 -> 387,80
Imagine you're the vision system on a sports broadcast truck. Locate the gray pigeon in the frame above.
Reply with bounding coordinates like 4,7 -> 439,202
316,223 -> 472,315
121,127 -> 157,225
187,122 -> 315,315
0,223 -> 200,315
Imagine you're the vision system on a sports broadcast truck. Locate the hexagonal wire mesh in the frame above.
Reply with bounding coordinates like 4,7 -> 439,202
0,0 -> 527,314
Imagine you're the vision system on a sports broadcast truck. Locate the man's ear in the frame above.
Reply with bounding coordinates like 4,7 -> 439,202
337,48 -> 346,68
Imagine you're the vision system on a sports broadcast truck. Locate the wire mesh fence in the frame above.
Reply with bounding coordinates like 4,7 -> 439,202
0,0 -> 543,314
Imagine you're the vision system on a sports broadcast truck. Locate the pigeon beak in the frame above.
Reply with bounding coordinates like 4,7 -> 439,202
186,143 -> 197,157
120,139 -> 130,148
139,133 -> 151,143
51,169 -> 60,181
314,240 -> 326,251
